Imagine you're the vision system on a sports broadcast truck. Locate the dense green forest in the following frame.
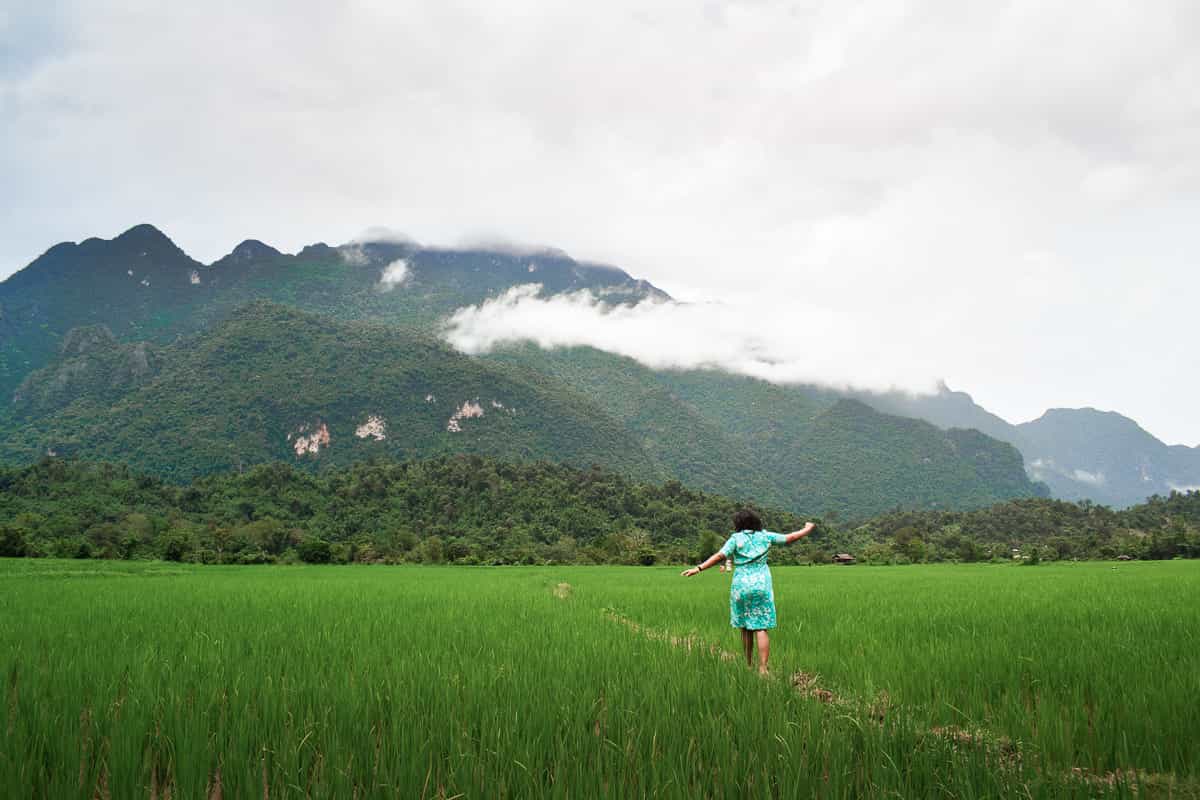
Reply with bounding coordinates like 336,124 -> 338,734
1,302 -> 661,483
1,457 -> 1196,566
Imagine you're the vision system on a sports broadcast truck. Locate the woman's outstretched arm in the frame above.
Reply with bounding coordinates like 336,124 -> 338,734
681,551 -> 726,577
782,522 -> 816,544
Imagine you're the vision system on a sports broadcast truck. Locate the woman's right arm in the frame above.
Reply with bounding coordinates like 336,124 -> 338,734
782,522 -> 815,544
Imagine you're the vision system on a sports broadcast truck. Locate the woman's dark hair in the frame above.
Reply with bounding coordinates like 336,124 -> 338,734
733,509 -> 763,532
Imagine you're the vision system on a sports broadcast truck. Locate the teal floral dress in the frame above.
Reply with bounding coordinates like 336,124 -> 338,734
720,530 -> 788,630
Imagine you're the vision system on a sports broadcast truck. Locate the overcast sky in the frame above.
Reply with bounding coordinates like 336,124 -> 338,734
3,1 -> 1198,445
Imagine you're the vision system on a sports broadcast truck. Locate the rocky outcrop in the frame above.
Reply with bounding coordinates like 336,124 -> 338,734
12,326 -> 160,416
60,325 -> 118,357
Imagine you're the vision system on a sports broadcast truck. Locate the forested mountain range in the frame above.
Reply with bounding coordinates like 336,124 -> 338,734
0,223 -> 1191,511
0,223 -> 662,400
0,302 -> 1038,518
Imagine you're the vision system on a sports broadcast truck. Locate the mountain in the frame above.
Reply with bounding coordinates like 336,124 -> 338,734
0,301 -> 1042,517
1,302 -> 662,483
0,224 -> 667,402
793,399 -> 1043,514
1017,408 -> 1200,506
12,325 -> 161,418
853,382 -> 1018,444
0,224 -> 1051,515
859,385 -> 1200,507
0,225 -> 205,398
484,346 -> 1043,516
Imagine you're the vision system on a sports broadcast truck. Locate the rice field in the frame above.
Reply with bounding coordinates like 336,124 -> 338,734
2,559 -> 1198,798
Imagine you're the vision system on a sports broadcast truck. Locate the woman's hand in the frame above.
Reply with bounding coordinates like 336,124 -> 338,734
681,567 -> 700,578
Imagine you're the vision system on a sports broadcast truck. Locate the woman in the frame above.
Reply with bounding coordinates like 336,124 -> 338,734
682,510 -> 815,675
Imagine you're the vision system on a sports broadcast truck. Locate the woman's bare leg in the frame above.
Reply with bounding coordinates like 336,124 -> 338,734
740,629 -> 753,666
755,630 -> 770,675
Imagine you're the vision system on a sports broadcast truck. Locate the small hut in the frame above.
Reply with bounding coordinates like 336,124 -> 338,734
832,553 -> 856,565
1116,554 -> 1133,561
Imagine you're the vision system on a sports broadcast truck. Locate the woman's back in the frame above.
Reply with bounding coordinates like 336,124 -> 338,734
721,530 -> 786,566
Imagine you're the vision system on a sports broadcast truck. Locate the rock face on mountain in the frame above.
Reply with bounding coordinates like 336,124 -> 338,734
12,325 -> 161,418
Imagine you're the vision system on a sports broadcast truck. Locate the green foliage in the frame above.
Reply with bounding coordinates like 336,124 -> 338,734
0,522 -> 27,557
297,537 -> 332,564
696,529 -> 723,562
0,456 -> 810,565
0,302 -> 661,484
852,491 -> 1200,562
786,400 -> 1044,517
486,348 -> 1044,518
2,456 -> 1198,565
11,326 -> 160,419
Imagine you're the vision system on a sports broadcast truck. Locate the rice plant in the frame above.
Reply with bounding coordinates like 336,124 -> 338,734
1,559 -> 1196,797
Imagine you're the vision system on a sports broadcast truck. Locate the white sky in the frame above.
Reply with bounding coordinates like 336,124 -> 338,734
2,1 -> 1198,445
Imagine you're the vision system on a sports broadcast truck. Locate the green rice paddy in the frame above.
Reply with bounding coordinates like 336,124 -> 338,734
2,560 -> 1198,798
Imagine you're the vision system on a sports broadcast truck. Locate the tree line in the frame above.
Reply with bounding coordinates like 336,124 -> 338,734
1,456 -> 1197,565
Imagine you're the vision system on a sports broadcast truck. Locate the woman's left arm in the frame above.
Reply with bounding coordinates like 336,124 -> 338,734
782,522 -> 816,544
681,551 -> 726,577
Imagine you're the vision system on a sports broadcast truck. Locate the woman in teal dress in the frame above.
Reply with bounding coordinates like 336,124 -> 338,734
682,510 -> 814,675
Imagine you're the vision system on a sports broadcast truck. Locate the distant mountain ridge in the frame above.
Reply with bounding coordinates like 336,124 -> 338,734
2,223 -> 1190,509
0,223 -> 666,402
1017,408 -> 1200,505
858,385 -> 1200,507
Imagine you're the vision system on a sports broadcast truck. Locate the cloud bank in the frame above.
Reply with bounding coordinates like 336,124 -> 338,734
443,285 -> 941,394
351,227 -> 418,246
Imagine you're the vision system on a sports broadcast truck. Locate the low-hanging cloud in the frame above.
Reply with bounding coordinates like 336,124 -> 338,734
442,284 -> 941,394
352,226 -> 418,246
378,259 -> 410,291
450,235 -> 569,259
